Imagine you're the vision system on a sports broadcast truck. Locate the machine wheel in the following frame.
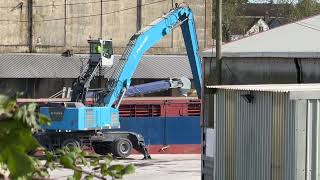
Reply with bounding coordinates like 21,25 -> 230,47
61,139 -> 81,149
112,138 -> 133,158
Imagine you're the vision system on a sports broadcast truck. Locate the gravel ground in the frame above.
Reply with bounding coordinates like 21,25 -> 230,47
50,154 -> 201,180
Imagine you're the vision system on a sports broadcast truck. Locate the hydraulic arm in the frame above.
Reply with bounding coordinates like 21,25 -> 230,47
103,5 -> 202,108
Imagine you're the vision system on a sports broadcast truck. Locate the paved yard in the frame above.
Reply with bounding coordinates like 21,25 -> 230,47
50,154 -> 201,180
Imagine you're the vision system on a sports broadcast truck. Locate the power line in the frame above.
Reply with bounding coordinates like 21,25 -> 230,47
0,0 -> 117,9
32,0 -> 119,8
294,22 -> 320,32
0,0 -> 166,23
295,20 -> 320,31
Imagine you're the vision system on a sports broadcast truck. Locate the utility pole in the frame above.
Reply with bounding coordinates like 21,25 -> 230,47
28,0 -> 33,53
136,0 -> 142,31
215,0 -> 222,84
100,0 -> 103,38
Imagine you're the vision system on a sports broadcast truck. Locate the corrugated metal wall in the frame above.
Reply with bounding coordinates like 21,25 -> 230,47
206,89 -> 316,180
306,100 -> 320,180
203,88 -> 320,180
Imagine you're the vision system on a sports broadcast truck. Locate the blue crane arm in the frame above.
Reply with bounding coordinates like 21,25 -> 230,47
104,6 -> 202,108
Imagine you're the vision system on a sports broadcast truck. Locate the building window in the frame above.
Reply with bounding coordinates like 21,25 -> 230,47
259,26 -> 264,32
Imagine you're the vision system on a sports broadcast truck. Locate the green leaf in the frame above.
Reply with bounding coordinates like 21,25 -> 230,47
71,147 -> 82,154
16,130 -> 40,152
85,175 -> 94,180
104,155 -> 113,166
38,170 -> 49,178
4,148 -> 35,178
68,152 -> 77,160
67,176 -> 76,180
38,114 -> 51,126
0,130 -> 40,153
45,151 -> 54,162
80,150 -> 88,157
90,158 -> 99,166
0,119 -> 20,134
80,156 -> 87,166
108,164 -> 125,172
107,164 -> 126,179
60,155 -> 75,169
27,103 -> 37,112
56,149 -> 67,155
0,95 -> 9,104
73,170 -> 82,180
46,162 -> 55,170
16,176 -> 29,180
122,164 -> 135,175
100,163 -> 108,175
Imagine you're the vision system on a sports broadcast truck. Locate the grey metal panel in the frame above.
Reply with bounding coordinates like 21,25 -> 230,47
272,92 -> 285,180
216,90 -> 225,180
235,91 -> 272,180
294,100 -> 307,180
306,100 -> 320,180
225,90 -> 235,180
314,100 -> 320,180
290,91 -> 320,100
283,95 -> 295,180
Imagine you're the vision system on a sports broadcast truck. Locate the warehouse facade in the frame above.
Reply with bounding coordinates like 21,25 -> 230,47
0,0 -> 212,54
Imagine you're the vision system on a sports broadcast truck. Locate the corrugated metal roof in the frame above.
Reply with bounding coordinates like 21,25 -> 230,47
202,14 -> 320,58
206,84 -> 320,92
104,55 -> 193,79
0,54 -> 193,79
0,54 -> 85,78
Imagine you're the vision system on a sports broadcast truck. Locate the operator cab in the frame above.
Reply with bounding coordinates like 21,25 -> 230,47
88,39 -> 114,67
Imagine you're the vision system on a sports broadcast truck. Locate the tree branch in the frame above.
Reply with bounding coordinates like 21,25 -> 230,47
74,167 -> 107,180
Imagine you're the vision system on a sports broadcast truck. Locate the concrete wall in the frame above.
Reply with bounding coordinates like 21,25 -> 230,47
0,0 -> 212,54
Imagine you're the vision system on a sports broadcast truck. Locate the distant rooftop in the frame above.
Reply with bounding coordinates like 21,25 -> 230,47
202,14 -> 320,58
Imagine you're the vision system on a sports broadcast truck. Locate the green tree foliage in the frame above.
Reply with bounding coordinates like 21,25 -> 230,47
212,0 -> 320,42
212,0 -> 248,41
0,94 -> 134,179
286,0 -> 320,20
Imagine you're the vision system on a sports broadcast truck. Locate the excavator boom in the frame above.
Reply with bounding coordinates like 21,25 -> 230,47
103,5 -> 202,108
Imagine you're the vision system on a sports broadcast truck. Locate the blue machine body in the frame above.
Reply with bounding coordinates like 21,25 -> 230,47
40,106 -> 120,131
40,6 -> 202,131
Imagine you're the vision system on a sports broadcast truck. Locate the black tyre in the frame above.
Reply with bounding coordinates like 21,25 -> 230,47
112,138 -> 133,158
61,139 -> 81,149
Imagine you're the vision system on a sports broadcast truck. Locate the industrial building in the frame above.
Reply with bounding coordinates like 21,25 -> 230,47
0,54 -> 195,97
0,0 -> 212,98
201,14 -> 320,180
